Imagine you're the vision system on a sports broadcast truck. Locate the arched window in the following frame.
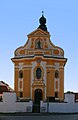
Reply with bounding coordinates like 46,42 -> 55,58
35,40 -> 42,49
19,70 -> 23,79
36,68 -> 42,79
55,70 -> 59,78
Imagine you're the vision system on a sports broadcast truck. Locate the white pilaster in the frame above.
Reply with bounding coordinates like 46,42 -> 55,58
31,62 -> 37,99
40,61 -> 46,99
54,63 -> 60,92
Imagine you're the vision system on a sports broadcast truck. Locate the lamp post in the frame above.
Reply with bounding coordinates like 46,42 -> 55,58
47,71 -> 50,113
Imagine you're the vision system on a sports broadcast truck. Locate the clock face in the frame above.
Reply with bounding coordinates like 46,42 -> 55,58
36,68 -> 42,79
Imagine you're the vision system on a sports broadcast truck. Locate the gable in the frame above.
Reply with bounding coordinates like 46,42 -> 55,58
27,28 -> 50,37
14,28 -> 64,58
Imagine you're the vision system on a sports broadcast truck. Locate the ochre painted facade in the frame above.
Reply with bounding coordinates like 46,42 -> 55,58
12,15 -> 67,102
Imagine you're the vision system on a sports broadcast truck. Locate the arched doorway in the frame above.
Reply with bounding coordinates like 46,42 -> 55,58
34,89 -> 42,103
33,89 -> 42,113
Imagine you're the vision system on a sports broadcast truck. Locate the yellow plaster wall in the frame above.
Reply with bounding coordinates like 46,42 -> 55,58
53,50 -> 59,55
20,50 -> 25,55
47,69 -> 55,97
23,69 -> 31,98
44,51 -> 51,55
14,59 -> 65,101
14,69 -> 19,96
59,68 -> 64,100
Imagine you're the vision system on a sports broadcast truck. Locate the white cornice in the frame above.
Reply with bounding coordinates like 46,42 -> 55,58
12,56 -> 67,62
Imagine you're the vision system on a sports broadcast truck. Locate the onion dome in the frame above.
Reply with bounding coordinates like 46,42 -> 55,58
38,11 -> 47,31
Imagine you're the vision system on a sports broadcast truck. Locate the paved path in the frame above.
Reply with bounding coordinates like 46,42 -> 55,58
0,114 -> 78,120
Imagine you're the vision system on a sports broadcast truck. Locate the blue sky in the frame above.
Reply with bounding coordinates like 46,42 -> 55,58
0,0 -> 78,92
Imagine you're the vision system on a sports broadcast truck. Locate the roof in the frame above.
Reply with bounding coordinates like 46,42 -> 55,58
0,81 -> 14,94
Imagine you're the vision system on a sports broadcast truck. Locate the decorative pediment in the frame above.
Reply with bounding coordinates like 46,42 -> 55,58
14,28 -> 64,58
27,28 -> 50,38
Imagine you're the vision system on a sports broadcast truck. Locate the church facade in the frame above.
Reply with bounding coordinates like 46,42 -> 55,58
11,14 -> 67,102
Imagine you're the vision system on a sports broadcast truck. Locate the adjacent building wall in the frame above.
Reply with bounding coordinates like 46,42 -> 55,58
0,92 -> 32,113
40,93 -> 78,113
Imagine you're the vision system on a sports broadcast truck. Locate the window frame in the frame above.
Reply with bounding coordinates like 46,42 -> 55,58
35,40 -> 42,49
19,70 -> 23,79
55,70 -> 59,78
36,68 -> 42,79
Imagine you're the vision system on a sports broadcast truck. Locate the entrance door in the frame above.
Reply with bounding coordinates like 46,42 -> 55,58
33,89 -> 42,113
34,89 -> 42,103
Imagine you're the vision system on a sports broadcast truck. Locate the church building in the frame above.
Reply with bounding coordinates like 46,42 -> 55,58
11,14 -> 67,102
